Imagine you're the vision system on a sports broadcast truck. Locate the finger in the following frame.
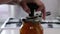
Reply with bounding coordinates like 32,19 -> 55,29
25,8 -> 30,13
35,1 -> 44,11
36,7 -> 46,20
20,1 -> 30,13
41,8 -> 46,20
36,6 -> 43,11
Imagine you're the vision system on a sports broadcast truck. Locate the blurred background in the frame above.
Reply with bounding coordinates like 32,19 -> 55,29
0,0 -> 60,34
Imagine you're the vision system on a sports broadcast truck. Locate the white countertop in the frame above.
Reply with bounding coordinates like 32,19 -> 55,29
0,18 -> 60,34
1,23 -> 60,34
1,28 -> 60,34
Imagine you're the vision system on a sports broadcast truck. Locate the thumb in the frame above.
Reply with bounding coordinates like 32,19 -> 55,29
41,8 -> 46,20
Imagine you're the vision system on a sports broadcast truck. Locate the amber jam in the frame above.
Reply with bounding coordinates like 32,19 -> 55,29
20,20 -> 43,34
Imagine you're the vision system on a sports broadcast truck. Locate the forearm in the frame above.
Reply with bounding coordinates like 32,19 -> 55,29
0,0 -> 20,4
0,0 -> 11,4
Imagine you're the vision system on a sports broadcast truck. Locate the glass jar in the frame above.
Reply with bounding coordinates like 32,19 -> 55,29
20,18 -> 43,34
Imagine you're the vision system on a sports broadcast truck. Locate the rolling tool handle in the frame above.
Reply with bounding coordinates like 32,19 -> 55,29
27,3 -> 39,17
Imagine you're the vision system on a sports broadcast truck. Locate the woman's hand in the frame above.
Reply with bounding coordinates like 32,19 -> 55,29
0,0 -> 46,20
20,0 -> 46,20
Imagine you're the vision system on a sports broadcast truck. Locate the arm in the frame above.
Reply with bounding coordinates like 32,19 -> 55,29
0,0 -> 20,4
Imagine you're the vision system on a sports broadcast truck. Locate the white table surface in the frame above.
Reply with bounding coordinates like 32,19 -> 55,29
0,18 -> 60,34
1,28 -> 60,34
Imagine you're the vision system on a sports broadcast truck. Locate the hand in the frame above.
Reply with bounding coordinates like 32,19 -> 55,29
20,0 -> 46,20
0,0 -> 46,20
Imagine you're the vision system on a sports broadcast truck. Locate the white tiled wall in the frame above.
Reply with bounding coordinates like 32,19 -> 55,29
57,0 -> 60,16
42,0 -> 59,19
0,4 -> 10,23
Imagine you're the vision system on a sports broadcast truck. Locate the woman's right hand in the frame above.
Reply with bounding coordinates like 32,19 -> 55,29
20,0 -> 46,20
